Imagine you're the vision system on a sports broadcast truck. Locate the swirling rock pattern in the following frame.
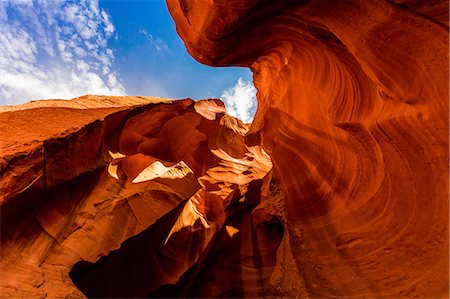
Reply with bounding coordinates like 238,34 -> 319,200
0,96 -> 279,298
0,96 -> 194,298
0,1 -> 448,298
166,0 -> 449,297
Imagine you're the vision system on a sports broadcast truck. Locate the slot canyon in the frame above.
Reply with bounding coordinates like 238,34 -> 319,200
0,0 -> 448,298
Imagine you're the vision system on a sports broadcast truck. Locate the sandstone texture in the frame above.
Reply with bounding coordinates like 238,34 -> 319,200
166,0 -> 449,297
1,96 -> 279,298
1,0 -> 449,298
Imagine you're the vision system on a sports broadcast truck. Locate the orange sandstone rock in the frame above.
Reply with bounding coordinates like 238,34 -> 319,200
166,0 -> 449,297
0,96 -> 277,298
1,0 -> 448,298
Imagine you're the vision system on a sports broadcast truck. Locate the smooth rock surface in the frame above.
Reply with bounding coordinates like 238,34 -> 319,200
0,0 -> 448,298
1,96 -> 279,298
166,0 -> 449,297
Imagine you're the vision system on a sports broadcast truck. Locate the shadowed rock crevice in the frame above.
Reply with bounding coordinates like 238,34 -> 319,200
1,97 -> 279,298
69,190 -> 284,298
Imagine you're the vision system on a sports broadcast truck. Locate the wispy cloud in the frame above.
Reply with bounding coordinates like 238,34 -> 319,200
140,28 -> 171,54
0,0 -> 125,105
220,78 -> 257,123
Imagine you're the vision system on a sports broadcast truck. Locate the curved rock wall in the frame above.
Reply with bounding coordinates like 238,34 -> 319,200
0,96 -> 280,298
167,0 -> 449,297
0,97 -> 196,298
0,1 -> 448,298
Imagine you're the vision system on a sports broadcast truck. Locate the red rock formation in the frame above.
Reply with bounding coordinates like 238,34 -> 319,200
166,0 -> 449,297
0,96 -> 190,297
0,96 -> 278,298
1,1 -> 448,298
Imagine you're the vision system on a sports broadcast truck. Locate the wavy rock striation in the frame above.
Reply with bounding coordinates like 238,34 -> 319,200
166,0 -> 449,297
0,96 -> 187,298
0,96 -> 280,298
0,0 -> 448,298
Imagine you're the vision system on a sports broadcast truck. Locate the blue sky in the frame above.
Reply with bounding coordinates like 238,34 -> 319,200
0,0 -> 257,122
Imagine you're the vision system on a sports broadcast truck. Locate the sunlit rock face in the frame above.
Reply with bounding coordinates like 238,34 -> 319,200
1,1 -> 448,298
167,0 -> 449,297
0,96 -> 279,298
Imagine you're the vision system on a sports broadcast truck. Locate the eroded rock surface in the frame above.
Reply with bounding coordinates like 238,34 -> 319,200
1,96 -> 280,298
1,0 -> 449,298
166,0 -> 449,297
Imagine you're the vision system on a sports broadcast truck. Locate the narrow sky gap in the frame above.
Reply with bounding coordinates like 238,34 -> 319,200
0,0 -> 257,122
221,78 -> 257,123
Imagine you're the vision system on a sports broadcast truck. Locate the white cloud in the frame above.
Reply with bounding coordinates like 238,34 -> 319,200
140,28 -> 171,54
220,78 -> 257,123
0,0 -> 125,105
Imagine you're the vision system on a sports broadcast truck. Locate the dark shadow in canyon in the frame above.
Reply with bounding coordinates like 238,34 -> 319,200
70,179 -> 284,298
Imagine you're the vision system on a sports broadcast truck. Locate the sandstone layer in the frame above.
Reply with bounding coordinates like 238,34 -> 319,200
1,96 -> 280,298
0,0 -> 448,298
165,0 -> 449,297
